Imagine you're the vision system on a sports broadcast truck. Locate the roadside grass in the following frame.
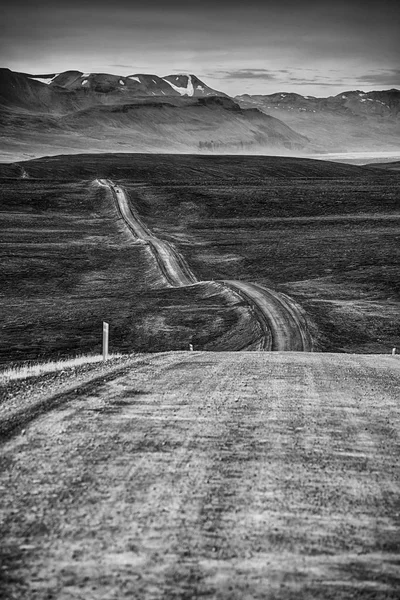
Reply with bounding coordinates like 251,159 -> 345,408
0,353 -> 125,383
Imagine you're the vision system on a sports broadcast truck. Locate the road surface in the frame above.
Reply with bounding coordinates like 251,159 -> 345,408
223,280 -> 312,351
98,179 -> 196,287
1,351 -> 399,599
98,179 -> 313,351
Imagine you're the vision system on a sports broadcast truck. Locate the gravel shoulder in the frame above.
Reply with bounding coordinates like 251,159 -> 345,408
0,354 -> 147,440
1,351 -> 399,599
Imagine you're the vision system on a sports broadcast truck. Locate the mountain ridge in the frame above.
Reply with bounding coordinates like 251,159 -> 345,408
1,67 -> 399,160
235,89 -> 400,152
0,68 -> 309,160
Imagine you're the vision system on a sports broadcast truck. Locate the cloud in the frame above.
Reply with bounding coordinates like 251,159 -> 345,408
108,64 -> 134,68
216,68 -> 289,81
285,69 -> 400,88
354,69 -> 400,86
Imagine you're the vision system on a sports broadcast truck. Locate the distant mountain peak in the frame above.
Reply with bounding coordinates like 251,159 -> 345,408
8,68 -> 226,98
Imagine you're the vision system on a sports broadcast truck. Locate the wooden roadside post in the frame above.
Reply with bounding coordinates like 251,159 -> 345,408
103,322 -> 109,361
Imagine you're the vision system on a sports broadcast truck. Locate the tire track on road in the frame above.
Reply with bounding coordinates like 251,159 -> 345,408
98,179 -> 312,351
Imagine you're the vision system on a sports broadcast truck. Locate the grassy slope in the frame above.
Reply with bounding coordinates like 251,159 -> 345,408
0,179 -> 258,364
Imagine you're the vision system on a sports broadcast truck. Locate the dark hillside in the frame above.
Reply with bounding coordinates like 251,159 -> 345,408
368,160 -> 400,171
0,153 -> 378,181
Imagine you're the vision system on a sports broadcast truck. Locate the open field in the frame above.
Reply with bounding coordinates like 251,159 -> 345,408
0,177 -> 259,364
1,153 -> 399,358
123,173 -> 400,353
1,351 -> 399,599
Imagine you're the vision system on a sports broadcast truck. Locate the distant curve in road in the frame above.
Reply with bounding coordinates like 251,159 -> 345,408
98,178 -> 313,351
99,179 -> 196,287
222,281 -> 312,352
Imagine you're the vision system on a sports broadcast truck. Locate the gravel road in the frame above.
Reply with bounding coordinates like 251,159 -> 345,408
99,179 -> 197,287
223,281 -> 312,351
1,351 -> 399,599
99,179 -> 312,351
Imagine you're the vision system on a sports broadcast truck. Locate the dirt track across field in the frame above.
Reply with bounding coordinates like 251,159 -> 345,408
98,179 -> 312,351
98,179 -> 197,287
1,351 -> 399,599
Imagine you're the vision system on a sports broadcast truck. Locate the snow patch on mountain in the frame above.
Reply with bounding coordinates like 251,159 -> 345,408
119,79 -> 125,86
163,75 -> 194,96
128,76 -> 141,83
28,74 -> 59,85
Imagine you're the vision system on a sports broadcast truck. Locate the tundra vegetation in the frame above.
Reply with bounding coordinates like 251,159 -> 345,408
1,153 -> 399,362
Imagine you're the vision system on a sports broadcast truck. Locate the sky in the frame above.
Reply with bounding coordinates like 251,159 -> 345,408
1,0 -> 399,97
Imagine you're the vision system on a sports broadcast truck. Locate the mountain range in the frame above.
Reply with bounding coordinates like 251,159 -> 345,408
0,69 -> 309,160
236,89 -> 400,153
0,68 -> 399,161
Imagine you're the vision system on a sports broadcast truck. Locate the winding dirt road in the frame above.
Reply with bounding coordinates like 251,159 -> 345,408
98,179 -> 196,287
98,179 -> 312,351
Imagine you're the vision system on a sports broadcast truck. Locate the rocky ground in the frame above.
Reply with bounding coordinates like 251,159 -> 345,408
1,351 -> 399,599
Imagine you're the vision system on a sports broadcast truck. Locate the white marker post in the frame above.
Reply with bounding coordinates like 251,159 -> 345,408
103,322 -> 109,361
392,347 -> 396,356
189,344 -> 193,352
